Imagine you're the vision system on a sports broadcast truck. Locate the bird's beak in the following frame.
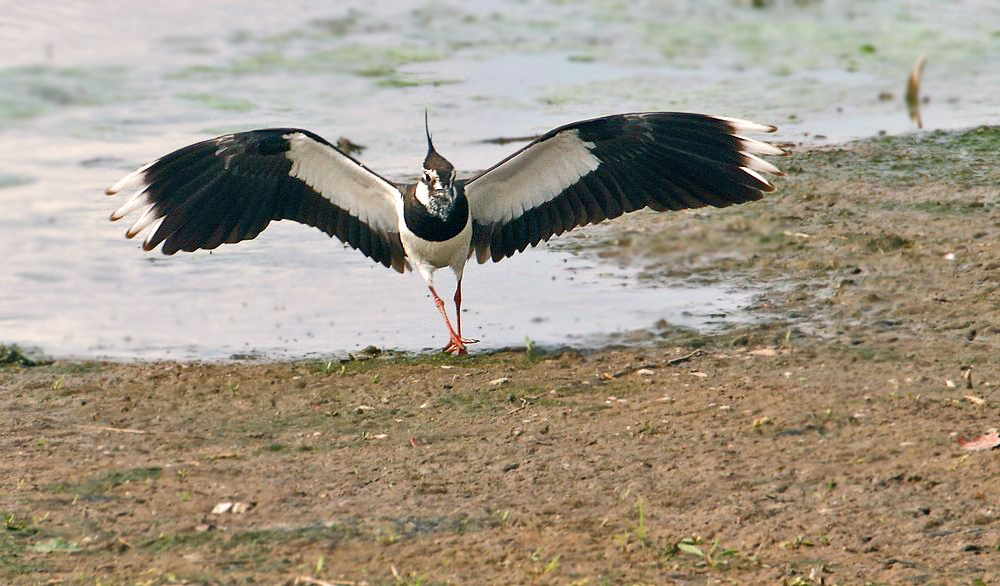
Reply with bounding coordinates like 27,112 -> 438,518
427,179 -> 451,199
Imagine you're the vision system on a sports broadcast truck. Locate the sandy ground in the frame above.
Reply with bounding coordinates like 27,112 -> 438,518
3,128 -> 1000,585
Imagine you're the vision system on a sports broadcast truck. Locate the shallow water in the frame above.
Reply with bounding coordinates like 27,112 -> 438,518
1,0 -> 998,359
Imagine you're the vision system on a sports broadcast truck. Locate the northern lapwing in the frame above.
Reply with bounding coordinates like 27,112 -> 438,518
106,112 -> 784,355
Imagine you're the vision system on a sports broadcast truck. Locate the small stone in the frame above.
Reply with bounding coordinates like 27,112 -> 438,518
231,501 -> 255,514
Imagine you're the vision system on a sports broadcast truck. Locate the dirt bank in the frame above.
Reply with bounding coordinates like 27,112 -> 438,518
3,128 -> 1000,585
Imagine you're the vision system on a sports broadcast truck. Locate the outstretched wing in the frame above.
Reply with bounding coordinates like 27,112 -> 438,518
106,128 -> 409,272
464,112 -> 784,263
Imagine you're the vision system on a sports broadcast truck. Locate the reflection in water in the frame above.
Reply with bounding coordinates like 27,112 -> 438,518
4,223 -> 757,360
906,55 -> 928,129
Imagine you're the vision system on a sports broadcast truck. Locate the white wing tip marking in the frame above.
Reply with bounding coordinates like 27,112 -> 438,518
742,152 -> 782,176
712,115 -> 777,134
142,217 -> 166,250
125,206 -> 161,239
734,134 -> 786,157
105,161 -> 153,195
110,188 -> 153,221
714,118 -> 786,177
741,166 -> 773,189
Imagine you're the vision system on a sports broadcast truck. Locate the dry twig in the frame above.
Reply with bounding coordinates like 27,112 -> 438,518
291,576 -> 362,586
667,349 -> 704,366
76,424 -> 147,434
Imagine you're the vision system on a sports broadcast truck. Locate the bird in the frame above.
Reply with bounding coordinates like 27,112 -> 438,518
106,111 -> 784,355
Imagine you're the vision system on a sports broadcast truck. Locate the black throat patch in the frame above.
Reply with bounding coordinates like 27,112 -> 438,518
403,183 -> 469,242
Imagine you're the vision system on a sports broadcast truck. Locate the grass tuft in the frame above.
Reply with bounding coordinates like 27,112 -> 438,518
0,344 -> 37,367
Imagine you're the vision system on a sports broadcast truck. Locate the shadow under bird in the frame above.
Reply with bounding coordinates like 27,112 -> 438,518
106,112 -> 785,354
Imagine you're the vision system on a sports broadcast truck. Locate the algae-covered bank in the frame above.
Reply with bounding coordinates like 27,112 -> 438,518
3,129 -> 1000,584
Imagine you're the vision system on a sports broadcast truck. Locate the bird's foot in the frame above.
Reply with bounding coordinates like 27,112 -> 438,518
442,336 -> 479,355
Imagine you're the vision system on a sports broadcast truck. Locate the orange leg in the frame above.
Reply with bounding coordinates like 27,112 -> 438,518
454,280 -> 464,341
429,281 -> 477,355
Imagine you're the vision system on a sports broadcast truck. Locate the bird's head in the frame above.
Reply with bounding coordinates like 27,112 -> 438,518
419,112 -> 456,201
421,150 -> 456,199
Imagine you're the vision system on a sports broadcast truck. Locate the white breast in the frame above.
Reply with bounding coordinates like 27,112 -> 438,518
398,213 -> 473,286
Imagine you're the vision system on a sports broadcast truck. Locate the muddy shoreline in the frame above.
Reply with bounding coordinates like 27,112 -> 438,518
3,128 -> 1000,584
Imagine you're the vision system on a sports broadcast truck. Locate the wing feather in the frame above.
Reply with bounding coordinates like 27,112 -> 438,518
465,112 -> 784,262
107,128 -> 408,272
576,174 -> 609,223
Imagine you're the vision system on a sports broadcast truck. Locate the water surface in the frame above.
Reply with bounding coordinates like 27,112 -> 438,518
1,0 -> 997,359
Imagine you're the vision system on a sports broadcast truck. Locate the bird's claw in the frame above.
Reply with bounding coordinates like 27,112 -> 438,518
442,337 -> 479,355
